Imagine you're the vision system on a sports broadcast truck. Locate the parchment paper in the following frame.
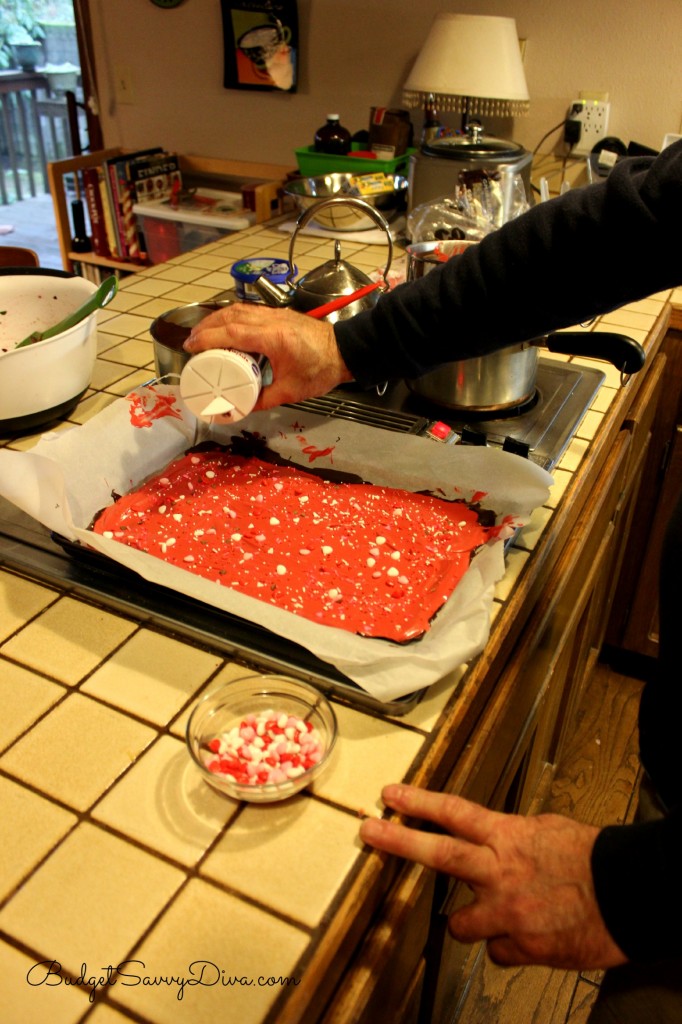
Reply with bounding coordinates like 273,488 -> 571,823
0,385 -> 552,700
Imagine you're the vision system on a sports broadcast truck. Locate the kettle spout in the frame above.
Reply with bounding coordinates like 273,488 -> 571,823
253,275 -> 294,307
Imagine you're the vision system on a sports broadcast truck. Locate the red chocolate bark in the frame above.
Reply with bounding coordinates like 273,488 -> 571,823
91,447 -> 490,642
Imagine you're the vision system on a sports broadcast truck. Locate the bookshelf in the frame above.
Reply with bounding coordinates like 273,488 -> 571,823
48,148 -> 295,278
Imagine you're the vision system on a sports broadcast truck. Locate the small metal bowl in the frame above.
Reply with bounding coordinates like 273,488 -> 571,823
284,173 -> 408,231
186,674 -> 337,803
150,300 -> 232,378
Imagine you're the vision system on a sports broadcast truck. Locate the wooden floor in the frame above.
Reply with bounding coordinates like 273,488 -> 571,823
453,657 -> 645,1024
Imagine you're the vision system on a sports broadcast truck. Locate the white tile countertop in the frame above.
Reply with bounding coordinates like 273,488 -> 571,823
0,223 -> 676,1024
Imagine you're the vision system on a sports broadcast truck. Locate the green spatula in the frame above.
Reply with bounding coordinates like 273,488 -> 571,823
16,275 -> 118,348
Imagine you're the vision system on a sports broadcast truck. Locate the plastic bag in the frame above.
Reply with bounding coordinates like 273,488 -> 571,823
407,170 -> 529,243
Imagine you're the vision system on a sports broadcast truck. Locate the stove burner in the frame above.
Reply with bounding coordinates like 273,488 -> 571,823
404,386 -> 541,422
294,360 -> 606,472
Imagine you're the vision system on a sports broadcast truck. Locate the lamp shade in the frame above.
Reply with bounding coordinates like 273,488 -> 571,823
403,13 -> 529,117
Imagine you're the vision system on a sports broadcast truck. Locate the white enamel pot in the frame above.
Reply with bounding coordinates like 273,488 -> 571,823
0,269 -> 100,433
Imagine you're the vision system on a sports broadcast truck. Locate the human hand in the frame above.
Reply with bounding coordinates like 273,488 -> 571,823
183,303 -> 353,411
359,783 -> 628,970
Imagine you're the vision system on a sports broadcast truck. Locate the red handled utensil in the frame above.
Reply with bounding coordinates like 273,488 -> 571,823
306,281 -> 381,320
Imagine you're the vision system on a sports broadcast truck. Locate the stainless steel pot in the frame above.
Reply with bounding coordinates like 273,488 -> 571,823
407,334 -> 645,413
150,300 -> 233,378
405,240 -> 646,411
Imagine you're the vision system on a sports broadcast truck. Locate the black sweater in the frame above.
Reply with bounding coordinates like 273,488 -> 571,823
335,141 -> 682,963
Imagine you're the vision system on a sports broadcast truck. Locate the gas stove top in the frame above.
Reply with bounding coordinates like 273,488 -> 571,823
0,358 -> 604,714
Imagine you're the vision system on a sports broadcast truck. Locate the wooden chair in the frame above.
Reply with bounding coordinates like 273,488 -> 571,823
0,245 -> 40,267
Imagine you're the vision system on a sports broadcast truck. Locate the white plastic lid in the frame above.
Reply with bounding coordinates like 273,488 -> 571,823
180,349 -> 262,422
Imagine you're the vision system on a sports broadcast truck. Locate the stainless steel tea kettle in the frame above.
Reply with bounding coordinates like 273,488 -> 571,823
254,196 -> 393,322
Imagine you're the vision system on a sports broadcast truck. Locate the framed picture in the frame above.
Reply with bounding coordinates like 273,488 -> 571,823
221,0 -> 298,93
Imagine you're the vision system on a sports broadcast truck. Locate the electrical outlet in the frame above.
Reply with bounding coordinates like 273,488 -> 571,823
566,98 -> 610,156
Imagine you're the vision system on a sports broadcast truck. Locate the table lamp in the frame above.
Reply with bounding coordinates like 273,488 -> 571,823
403,13 -> 529,133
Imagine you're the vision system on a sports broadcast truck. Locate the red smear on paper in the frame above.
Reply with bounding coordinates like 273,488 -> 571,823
127,389 -> 184,428
295,433 -> 335,463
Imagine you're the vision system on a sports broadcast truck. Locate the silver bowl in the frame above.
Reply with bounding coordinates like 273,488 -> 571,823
150,300 -> 232,379
284,173 -> 407,231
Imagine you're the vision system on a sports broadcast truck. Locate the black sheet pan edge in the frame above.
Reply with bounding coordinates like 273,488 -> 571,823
0,511 -> 424,716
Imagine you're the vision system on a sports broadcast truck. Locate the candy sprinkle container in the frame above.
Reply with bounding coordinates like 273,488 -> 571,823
186,674 -> 337,802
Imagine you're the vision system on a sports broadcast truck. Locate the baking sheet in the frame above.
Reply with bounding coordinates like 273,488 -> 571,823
0,385 -> 552,700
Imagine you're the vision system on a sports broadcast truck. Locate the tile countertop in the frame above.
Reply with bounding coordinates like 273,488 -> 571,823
0,223 -> 677,1024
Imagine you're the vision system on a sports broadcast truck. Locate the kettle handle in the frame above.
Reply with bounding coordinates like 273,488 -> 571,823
287,196 -> 393,283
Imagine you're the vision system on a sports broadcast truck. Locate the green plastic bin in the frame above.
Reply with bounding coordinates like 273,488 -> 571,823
294,144 -> 416,178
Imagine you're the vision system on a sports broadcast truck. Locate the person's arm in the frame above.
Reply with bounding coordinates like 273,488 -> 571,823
184,141 -> 682,412
591,806 -> 682,962
336,141 -> 682,385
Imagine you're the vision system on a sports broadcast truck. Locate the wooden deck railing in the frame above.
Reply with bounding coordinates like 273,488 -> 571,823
0,69 -> 87,205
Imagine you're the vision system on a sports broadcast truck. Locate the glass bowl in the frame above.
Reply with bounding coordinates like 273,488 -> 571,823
186,674 -> 337,803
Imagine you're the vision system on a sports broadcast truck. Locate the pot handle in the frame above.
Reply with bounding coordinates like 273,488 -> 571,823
287,196 -> 393,283
545,331 -> 646,376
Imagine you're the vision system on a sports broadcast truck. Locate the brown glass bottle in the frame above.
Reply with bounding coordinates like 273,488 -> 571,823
314,114 -> 351,155
421,94 -> 440,146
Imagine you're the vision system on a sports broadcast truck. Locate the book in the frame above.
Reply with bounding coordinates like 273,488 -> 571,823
104,148 -> 164,260
128,151 -> 182,205
81,166 -> 110,258
98,171 -> 120,259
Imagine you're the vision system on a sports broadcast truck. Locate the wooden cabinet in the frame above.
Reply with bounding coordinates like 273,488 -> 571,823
315,319 -> 672,1024
607,320 -> 682,658
47,147 -> 295,277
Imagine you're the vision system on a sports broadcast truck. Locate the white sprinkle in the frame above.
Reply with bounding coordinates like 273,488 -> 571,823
322,545 -> 333,556
372,571 -> 382,578
375,536 -> 386,545
173,513 -> 182,522
270,517 -> 280,526
390,550 -> 401,561
276,564 -> 287,575
230,533 -> 243,542
205,470 -> 216,479
328,588 -> 342,601
103,530 -> 114,539
165,537 -> 176,546
387,566 -> 400,577
398,575 -> 409,585
158,504 -> 167,514
300,548 -> 311,555
159,477 -> 170,486
366,557 -> 376,567
299,495 -> 309,504
184,554 -> 195,563
191,456 -> 201,464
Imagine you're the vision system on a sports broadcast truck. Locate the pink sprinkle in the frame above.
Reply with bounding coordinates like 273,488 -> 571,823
203,708 -> 325,787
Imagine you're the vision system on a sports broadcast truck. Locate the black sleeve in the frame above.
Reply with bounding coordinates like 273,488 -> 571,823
335,141 -> 682,386
591,805 -> 682,962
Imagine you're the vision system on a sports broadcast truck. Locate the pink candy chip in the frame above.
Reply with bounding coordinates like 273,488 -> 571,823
205,708 -> 325,787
